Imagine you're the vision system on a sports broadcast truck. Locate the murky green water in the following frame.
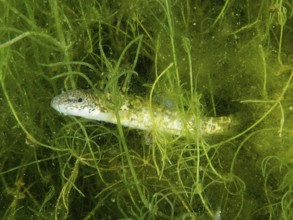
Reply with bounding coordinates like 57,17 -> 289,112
0,1 -> 292,219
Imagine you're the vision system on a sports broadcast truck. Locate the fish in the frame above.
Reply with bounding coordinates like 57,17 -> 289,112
51,90 -> 237,136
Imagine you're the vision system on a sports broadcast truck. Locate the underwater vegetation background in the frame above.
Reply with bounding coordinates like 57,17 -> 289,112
0,0 -> 293,219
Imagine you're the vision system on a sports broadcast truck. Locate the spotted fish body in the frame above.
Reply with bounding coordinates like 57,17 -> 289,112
51,90 -> 236,136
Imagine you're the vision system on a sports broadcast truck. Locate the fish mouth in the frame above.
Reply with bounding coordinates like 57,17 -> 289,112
50,96 -> 58,109
50,95 -> 64,113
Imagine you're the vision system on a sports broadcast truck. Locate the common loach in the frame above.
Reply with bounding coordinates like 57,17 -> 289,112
51,90 -> 238,136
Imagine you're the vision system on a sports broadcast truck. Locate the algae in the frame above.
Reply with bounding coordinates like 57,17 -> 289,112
0,0 -> 293,219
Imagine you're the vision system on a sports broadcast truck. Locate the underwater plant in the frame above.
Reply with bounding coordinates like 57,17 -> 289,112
0,0 -> 292,219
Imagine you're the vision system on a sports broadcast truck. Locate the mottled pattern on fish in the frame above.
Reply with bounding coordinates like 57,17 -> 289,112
51,90 -> 236,136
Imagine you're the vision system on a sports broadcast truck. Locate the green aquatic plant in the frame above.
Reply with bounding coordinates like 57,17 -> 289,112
0,0 -> 293,219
